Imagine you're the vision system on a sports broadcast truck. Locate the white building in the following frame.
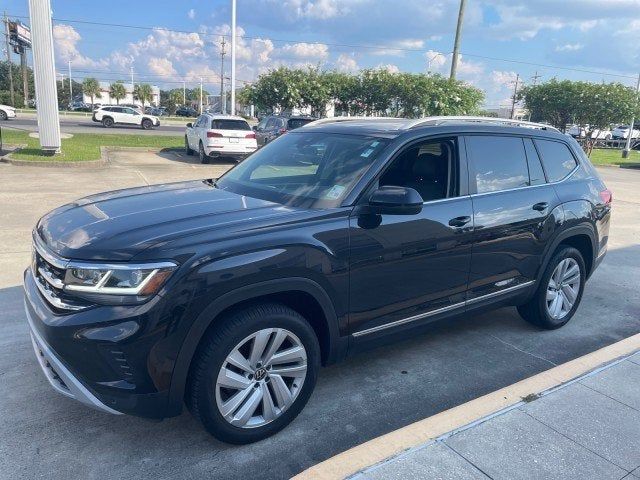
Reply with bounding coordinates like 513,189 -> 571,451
82,81 -> 160,107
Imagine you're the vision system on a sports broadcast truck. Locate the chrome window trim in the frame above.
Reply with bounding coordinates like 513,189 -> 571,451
352,280 -> 535,337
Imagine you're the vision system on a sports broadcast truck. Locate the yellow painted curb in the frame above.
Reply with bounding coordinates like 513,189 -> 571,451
294,333 -> 640,480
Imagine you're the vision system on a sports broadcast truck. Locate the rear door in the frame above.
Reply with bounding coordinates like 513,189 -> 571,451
465,134 -> 561,301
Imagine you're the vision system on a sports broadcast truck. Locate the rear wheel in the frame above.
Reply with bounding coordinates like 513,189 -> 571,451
199,141 -> 209,164
102,117 -> 114,128
185,136 -> 194,156
186,303 -> 320,444
518,246 -> 586,329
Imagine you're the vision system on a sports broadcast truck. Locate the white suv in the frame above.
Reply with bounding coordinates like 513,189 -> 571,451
92,106 -> 160,129
185,114 -> 257,163
0,104 -> 16,120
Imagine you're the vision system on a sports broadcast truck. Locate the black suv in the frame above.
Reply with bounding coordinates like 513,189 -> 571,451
24,117 -> 611,444
254,115 -> 316,147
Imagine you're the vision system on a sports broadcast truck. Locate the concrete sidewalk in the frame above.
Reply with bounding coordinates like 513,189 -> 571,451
356,352 -> 640,480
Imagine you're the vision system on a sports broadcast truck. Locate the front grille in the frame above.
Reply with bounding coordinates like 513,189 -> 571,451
32,237 -> 90,312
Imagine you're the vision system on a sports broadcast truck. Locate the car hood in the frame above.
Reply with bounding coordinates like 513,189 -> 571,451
36,180 -> 298,261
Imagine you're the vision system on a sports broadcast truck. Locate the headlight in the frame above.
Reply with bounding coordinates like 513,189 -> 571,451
64,261 -> 177,296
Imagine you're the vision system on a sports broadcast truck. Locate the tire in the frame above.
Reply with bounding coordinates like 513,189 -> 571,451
0,110 -> 7,121
102,117 -> 114,128
141,118 -> 153,130
185,136 -> 194,156
186,303 -> 320,444
198,142 -> 209,164
517,246 -> 586,329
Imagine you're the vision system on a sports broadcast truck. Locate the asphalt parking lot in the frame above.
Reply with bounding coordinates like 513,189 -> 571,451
0,154 -> 638,480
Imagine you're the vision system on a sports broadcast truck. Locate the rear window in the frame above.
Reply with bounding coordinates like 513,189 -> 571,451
211,119 -> 251,130
534,139 -> 577,182
466,135 -> 530,193
287,118 -> 314,130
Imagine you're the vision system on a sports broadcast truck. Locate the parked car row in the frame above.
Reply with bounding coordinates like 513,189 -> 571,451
253,115 -> 316,146
566,123 -> 640,141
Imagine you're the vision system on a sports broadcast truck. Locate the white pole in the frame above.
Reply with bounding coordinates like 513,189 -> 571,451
130,65 -> 134,105
199,77 -> 203,113
623,73 -> 640,158
28,0 -> 61,153
182,80 -> 186,105
230,0 -> 236,115
68,60 -> 72,102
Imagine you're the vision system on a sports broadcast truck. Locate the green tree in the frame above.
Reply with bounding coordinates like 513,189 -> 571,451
109,81 -> 127,105
521,79 -> 640,129
56,79 -> 82,108
0,60 -> 35,107
82,77 -> 102,106
133,83 -> 154,107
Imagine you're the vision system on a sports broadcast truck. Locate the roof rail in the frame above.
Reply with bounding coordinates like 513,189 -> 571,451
302,116 -> 407,127
405,116 -> 560,132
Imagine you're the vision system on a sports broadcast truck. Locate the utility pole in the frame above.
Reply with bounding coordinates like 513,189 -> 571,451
449,0 -> 466,81
68,59 -> 72,102
230,0 -> 237,115
20,44 -> 29,106
3,13 -> 15,106
28,0 -> 61,153
623,73 -> 640,159
510,73 -> 520,120
219,36 -> 226,114
527,71 -> 541,120
199,77 -> 203,114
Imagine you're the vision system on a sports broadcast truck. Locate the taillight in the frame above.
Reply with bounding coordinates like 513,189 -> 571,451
207,131 -> 223,138
599,189 -> 612,205
245,133 -> 256,139
279,128 -> 287,135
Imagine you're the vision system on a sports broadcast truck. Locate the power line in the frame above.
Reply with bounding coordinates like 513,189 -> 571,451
6,12 -> 639,81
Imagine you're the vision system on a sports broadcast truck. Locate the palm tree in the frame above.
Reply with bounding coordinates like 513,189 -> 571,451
134,83 -> 154,108
82,77 -> 102,107
109,81 -> 127,105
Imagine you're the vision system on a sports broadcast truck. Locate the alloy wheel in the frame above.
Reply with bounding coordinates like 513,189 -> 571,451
546,258 -> 581,320
215,328 -> 307,429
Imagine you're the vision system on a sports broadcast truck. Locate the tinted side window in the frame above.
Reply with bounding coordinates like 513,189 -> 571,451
523,138 -> 546,185
265,118 -> 278,129
467,136 -> 529,193
535,139 -> 577,182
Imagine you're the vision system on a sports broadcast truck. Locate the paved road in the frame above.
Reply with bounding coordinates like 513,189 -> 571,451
0,155 -> 638,480
3,114 -> 187,136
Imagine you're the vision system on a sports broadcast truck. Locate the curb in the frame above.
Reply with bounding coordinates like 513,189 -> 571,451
294,333 -> 640,480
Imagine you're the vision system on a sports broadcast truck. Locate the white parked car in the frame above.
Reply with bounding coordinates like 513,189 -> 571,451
566,124 -> 589,138
612,124 -> 640,140
92,106 -> 160,129
185,114 -> 257,163
0,104 -> 17,120
589,128 -> 612,141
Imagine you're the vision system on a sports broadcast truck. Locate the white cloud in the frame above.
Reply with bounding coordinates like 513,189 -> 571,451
281,0 -> 345,19
490,70 -> 518,91
424,50 -> 447,70
53,24 -> 108,69
187,9 -> 196,20
555,43 -> 584,52
147,57 -> 177,76
375,63 -> 400,73
278,42 -> 329,60
336,54 -> 358,72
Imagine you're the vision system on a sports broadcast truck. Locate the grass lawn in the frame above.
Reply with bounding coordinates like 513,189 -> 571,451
1,128 -> 182,162
589,148 -> 640,166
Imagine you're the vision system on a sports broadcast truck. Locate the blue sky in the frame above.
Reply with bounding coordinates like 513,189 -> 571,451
5,0 -> 640,107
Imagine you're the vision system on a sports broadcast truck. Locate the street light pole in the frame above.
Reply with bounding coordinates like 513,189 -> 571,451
230,0 -> 236,115
623,73 -> 640,159
510,74 -> 520,120
199,77 -> 203,114
182,80 -> 186,105
68,59 -> 72,102
28,0 -> 61,153
427,52 -> 444,74
449,0 -> 466,81
130,65 -> 134,105
220,36 -> 226,114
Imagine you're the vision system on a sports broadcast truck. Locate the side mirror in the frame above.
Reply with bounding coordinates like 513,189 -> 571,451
186,122 -> 193,128
368,186 -> 423,215
252,125 -> 258,131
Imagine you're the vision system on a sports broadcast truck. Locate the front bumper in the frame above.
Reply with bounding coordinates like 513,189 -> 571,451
4,109 -> 16,119
23,267 -> 175,418
26,301 -> 122,415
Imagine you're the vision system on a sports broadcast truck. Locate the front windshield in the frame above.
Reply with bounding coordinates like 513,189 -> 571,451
215,132 -> 390,208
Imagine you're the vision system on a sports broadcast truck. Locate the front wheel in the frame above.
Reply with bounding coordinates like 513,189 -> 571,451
0,110 -> 7,121
186,303 -> 320,444
518,246 -> 586,329
141,118 -> 153,130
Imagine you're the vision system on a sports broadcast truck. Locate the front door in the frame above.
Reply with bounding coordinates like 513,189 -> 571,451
464,135 -> 561,301
349,136 -> 474,336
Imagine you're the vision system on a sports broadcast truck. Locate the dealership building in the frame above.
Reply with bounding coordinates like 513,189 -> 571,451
82,82 -> 160,107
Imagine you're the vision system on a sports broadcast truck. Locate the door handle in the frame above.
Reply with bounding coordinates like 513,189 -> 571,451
448,216 -> 471,227
532,202 -> 549,212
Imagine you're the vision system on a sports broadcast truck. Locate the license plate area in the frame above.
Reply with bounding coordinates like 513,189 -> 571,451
229,137 -> 239,143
